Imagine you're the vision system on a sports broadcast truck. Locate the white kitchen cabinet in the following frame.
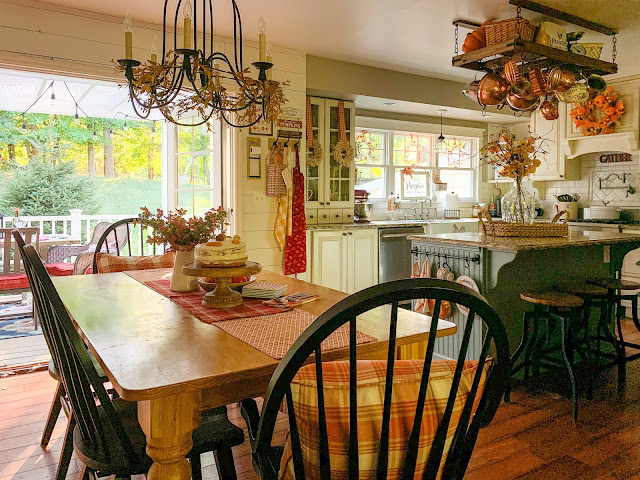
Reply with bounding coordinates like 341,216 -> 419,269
427,221 -> 479,234
311,229 -> 378,293
347,229 -> 379,294
306,97 -> 356,210
529,107 -> 580,181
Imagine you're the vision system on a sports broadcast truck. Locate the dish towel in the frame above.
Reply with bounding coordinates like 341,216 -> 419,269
284,146 -> 307,275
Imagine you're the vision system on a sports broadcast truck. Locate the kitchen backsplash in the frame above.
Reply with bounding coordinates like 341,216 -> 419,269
540,153 -> 640,214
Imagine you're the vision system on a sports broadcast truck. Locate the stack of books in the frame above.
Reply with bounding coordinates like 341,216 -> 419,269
242,281 -> 287,299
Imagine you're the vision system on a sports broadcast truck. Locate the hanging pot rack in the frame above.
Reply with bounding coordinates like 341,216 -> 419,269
452,1 -> 618,77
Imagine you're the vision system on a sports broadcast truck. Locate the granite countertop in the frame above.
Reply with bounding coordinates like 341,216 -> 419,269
307,218 -> 479,230
407,230 -> 640,252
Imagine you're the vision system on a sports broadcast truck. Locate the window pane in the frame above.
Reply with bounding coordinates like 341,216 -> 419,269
177,190 -> 194,215
356,130 -> 384,165
437,139 -> 471,168
177,154 -> 212,187
178,119 -> 211,153
439,169 -> 473,197
355,166 -> 385,199
393,132 -> 429,166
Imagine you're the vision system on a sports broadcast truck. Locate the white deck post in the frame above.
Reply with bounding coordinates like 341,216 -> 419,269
69,209 -> 83,239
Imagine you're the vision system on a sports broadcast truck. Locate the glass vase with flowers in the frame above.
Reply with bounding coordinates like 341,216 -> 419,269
480,129 -> 548,224
137,206 -> 230,291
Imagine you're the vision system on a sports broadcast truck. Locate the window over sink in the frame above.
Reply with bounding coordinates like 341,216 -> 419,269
355,129 -> 478,202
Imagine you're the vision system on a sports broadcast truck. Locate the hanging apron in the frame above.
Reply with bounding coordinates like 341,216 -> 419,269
284,147 -> 307,275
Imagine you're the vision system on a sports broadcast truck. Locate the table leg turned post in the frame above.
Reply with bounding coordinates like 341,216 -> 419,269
138,391 -> 201,480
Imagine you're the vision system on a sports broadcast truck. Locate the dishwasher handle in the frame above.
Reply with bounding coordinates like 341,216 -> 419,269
380,233 -> 420,239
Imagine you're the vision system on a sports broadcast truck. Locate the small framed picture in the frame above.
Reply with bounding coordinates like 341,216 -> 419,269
401,171 -> 429,199
249,120 -> 273,136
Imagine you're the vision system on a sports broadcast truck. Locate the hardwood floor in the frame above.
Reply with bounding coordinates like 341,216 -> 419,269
0,334 -> 49,372
2,320 -> 640,479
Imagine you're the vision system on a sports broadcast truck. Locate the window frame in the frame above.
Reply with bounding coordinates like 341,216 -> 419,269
168,119 -> 223,216
355,128 -> 479,203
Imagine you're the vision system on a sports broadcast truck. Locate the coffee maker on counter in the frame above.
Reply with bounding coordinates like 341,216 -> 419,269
354,189 -> 373,223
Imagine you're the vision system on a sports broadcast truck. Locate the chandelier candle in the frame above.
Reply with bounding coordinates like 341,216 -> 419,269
123,16 -> 133,60
183,0 -> 192,50
258,16 -> 266,62
266,40 -> 273,81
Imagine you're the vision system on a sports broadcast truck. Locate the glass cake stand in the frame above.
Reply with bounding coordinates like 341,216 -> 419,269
182,261 -> 262,309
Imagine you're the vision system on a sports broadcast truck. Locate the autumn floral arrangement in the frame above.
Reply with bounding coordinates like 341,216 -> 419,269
137,206 -> 230,251
570,87 -> 624,136
481,128 -> 548,223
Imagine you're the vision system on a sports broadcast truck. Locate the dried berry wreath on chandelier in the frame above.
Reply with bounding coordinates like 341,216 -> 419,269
570,87 -> 625,136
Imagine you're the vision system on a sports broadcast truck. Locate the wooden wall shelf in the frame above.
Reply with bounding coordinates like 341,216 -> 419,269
452,39 -> 618,76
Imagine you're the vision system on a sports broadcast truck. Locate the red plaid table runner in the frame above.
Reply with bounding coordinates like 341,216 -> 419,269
125,268 -> 377,359
143,279 -> 286,322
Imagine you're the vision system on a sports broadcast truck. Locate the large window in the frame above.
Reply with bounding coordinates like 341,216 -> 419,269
355,129 -> 478,202
174,119 -> 222,215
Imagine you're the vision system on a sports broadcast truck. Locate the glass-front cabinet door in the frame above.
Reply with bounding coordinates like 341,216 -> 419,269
305,98 -> 324,208
324,98 -> 355,207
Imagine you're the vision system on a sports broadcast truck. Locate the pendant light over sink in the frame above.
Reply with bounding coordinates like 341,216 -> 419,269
435,108 -> 448,154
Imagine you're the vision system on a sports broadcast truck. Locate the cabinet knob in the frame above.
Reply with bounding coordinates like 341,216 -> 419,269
320,202 -> 325,206
348,232 -> 353,235
322,215 -> 327,218
343,232 -> 348,236
327,202 -> 331,205
335,214 -> 340,218
309,215 -> 314,219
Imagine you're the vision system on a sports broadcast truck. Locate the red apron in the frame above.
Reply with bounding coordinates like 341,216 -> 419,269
284,147 -> 307,275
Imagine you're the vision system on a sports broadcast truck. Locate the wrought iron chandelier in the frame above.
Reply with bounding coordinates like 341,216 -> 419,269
116,0 -> 288,128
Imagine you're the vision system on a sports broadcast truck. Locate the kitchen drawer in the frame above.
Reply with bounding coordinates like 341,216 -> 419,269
317,210 -> 331,224
329,208 -> 343,224
305,209 -> 318,225
342,208 -> 354,224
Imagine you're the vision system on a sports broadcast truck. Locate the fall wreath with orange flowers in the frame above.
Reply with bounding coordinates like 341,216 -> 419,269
570,87 -> 624,136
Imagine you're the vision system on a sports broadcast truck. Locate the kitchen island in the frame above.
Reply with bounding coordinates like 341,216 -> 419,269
408,231 -> 640,352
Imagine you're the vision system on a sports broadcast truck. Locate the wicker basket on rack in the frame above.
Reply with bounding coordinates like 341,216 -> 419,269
485,17 -> 537,45
478,209 -> 569,237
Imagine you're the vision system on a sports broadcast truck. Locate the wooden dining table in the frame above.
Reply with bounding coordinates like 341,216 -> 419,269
52,269 -> 457,480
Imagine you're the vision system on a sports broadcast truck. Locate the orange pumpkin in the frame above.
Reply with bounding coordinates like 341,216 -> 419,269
462,27 -> 486,53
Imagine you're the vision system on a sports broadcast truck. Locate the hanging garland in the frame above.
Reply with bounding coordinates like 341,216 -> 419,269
332,100 -> 355,166
305,96 -> 323,166
570,86 -> 625,136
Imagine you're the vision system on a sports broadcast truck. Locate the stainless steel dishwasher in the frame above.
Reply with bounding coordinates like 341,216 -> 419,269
378,226 -> 426,283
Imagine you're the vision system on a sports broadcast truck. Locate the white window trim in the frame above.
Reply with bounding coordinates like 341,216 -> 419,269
355,123 -> 481,205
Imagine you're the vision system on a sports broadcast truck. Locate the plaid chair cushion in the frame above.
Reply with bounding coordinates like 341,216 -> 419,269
95,252 -> 175,273
279,358 -> 492,480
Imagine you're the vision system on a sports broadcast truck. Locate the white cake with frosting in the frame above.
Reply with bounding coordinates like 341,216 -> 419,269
195,235 -> 248,267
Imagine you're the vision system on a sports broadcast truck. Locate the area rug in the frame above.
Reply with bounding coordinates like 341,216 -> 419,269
0,316 -> 42,340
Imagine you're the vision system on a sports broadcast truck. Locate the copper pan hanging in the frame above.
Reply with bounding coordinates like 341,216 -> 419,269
477,72 -> 509,107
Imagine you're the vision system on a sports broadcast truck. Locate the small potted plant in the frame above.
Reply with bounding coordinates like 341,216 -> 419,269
137,206 -> 230,291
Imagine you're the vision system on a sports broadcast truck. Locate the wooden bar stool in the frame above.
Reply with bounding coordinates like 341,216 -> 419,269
557,282 -> 621,393
509,291 -> 586,421
588,278 -> 640,370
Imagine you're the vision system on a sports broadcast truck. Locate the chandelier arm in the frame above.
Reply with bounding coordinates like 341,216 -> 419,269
162,0 -> 170,60
231,0 -> 243,72
208,0 -> 214,58
220,108 -> 263,128
173,0 -> 184,54
152,70 -> 188,108
129,93 -> 152,119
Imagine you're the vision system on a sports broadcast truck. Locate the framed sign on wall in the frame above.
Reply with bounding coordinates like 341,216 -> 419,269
401,171 -> 428,199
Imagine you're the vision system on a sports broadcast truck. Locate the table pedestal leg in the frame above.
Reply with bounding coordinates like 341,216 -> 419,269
138,391 -> 200,480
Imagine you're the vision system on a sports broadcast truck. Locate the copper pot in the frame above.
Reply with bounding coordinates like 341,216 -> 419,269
546,67 -> 562,92
503,59 -> 520,86
539,99 -> 559,120
506,90 -> 540,111
511,78 -> 535,100
554,68 -> 576,93
461,80 -> 480,101
528,68 -> 546,96
477,73 -> 509,107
